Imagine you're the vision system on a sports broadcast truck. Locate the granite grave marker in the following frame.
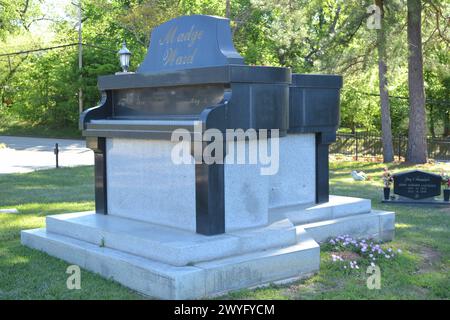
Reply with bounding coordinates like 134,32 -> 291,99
394,170 -> 441,200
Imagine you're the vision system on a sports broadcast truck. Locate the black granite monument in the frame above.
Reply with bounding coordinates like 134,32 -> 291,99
80,14 -> 343,235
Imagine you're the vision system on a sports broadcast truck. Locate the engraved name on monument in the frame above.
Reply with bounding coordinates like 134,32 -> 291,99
138,15 -> 244,73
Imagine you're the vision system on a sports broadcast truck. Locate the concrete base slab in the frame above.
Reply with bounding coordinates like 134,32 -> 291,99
21,228 -> 319,299
270,195 -> 372,224
298,210 -> 396,242
46,212 -> 297,266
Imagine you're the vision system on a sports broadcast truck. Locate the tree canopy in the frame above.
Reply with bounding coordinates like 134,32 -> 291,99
0,0 -> 449,138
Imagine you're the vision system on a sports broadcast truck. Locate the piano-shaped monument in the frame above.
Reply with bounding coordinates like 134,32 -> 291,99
21,15 -> 395,299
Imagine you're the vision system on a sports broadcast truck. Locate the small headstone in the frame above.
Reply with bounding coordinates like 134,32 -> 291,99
393,170 -> 441,200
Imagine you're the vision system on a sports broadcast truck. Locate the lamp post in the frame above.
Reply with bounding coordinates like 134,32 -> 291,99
117,42 -> 132,74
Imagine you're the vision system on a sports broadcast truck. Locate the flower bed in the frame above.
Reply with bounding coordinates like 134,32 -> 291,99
323,234 -> 402,271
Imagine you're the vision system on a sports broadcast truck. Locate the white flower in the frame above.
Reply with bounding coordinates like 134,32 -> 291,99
397,249 -> 402,253
371,262 -> 375,267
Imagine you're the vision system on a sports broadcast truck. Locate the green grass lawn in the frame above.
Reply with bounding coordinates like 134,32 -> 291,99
0,162 -> 449,299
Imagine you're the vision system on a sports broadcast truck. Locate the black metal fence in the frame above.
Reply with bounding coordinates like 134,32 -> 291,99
330,132 -> 450,162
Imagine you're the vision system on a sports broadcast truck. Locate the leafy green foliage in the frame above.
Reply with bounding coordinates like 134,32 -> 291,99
0,0 -> 448,136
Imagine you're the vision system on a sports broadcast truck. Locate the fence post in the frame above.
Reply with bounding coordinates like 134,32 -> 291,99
355,132 -> 358,161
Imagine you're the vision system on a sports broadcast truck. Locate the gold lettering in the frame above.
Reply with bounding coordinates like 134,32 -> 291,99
171,48 -> 197,65
159,23 -> 202,67
159,26 -> 177,46
163,48 -> 177,66
167,25 -> 204,47
189,28 -> 203,47
187,48 -> 197,64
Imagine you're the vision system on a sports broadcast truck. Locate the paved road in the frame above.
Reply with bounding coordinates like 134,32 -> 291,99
0,136 -> 94,174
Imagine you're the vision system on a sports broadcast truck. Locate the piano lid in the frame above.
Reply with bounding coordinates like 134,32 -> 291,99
137,15 -> 245,74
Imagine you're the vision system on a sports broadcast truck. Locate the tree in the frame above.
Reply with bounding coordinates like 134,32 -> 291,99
1,0 -> 448,142
406,0 -> 428,163
374,0 -> 394,162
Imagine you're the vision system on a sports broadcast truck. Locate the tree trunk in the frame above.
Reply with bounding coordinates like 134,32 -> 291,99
444,110 -> 450,138
406,0 -> 428,163
375,0 -> 394,162
429,104 -> 436,138
225,0 -> 231,19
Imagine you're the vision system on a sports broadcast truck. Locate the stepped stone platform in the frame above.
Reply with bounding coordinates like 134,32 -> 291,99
21,195 -> 395,299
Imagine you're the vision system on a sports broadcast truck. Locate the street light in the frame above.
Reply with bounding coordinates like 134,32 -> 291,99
118,42 -> 132,73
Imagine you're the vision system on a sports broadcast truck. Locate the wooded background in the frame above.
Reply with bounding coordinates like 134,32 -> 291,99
0,0 -> 448,163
